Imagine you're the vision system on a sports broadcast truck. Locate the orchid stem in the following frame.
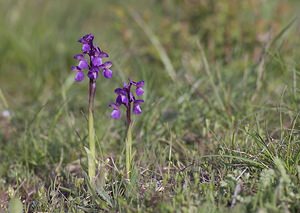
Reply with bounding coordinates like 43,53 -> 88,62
88,79 -> 96,186
125,122 -> 133,180
125,86 -> 133,180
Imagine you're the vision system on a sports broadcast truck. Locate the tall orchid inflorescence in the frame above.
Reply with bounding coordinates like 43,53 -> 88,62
109,80 -> 144,179
110,80 -> 144,125
72,33 -> 113,81
71,33 -> 113,186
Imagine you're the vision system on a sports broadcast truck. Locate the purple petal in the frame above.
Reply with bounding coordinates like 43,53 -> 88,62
129,80 -> 136,86
78,59 -> 88,69
114,88 -> 124,94
116,94 -> 128,105
136,80 -> 144,87
134,99 -> 144,104
87,70 -> 98,80
71,65 -> 79,71
74,54 -> 84,60
111,109 -> 121,119
102,68 -> 112,79
136,87 -> 144,96
109,103 -> 120,110
99,61 -> 112,69
82,44 -> 91,53
78,33 -> 94,44
92,56 -> 102,66
75,71 -> 85,82
116,96 -> 122,105
133,104 -> 142,115
129,92 -> 135,102
95,46 -> 101,53
90,66 -> 99,72
99,51 -> 109,58
121,95 -> 128,104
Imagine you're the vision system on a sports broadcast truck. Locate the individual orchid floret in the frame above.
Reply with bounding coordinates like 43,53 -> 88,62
134,80 -> 144,96
109,103 -> 121,119
78,33 -> 94,53
109,80 -> 145,125
71,66 -> 85,82
71,33 -> 113,82
133,100 -> 144,114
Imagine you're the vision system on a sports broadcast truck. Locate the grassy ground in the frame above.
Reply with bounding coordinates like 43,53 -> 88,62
1,0 -> 300,212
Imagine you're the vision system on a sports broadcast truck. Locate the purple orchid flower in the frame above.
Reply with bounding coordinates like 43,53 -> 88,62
109,80 -> 145,125
71,34 -> 114,184
71,33 -> 113,81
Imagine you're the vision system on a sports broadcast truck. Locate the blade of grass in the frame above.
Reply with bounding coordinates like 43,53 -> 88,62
197,41 -> 225,111
129,10 -> 177,82
200,154 -> 267,169
0,88 -> 9,108
269,16 -> 297,48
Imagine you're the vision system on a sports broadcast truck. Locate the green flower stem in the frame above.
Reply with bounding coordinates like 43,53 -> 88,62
125,123 -> 133,180
88,79 -> 96,186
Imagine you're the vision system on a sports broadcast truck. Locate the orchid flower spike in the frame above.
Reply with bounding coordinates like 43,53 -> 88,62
71,33 -> 113,81
109,80 -> 145,124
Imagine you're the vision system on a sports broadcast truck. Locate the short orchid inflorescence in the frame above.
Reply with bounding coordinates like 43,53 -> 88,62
109,80 -> 144,179
110,80 -> 144,124
71,33 -> 113,81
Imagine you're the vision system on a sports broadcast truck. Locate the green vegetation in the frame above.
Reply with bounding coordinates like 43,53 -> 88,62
1,0 -> 300,212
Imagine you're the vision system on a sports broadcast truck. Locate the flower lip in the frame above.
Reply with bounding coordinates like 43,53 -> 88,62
133,104 -> 142,114
78,59 -> 89,70
116,94 -> 128,105
87,69 -> 99,80
75,71 -> 85,82
103,68 -> 112,79
82,44 -> 91,53
136,87 -> 144,96
111,109 -> 121,119
91,56 -> 102,66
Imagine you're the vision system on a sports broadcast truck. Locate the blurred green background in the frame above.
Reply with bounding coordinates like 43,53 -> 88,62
1,0 -> 300,212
